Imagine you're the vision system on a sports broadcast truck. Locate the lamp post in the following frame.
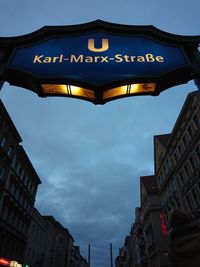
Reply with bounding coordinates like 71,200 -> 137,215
88,244 -> 90,267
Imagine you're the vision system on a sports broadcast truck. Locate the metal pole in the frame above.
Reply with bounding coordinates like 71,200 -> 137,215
88,244 -> 90,267
110,243 -> 113,267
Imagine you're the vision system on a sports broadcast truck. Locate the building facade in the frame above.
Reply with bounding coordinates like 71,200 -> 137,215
115,90 -> 200,267
140,175 -> 168,267
0,100 -> 41,263
24,210 -> 89,267
115,208 -> 148,267
23,208 -> 50,267
154,90 -> 200,225
43,216 -> 75,267
71,246 -> 89,267
129,208 -> 148,267
115,238 -> 130,267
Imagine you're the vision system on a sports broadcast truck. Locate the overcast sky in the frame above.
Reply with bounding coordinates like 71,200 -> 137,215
0,1 -> 200,267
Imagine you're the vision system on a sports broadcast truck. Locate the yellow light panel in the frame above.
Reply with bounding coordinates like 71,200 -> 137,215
41,83 -> 156,103
103,83 -> 156,100
41,84 -> 95,100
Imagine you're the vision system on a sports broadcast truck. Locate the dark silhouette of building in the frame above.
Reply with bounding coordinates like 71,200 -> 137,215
0,100 -> 41,262
154,90 -> 200,225
140,176 -> 168,267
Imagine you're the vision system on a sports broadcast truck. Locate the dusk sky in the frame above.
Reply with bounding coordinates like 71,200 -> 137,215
0,1 -> 200,267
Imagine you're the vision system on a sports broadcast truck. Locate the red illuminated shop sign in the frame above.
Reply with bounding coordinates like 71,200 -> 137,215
0,258 -> 10,266
160,212 -> 168,236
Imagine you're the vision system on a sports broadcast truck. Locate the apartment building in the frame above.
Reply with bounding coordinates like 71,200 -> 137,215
140,175 -> 168,267
154,90 -> 200,224
0,100 -> 41,263
42,216 -> 74,267
23,208 -> 49,267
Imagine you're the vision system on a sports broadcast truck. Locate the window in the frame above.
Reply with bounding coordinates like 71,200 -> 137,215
158,153 -> 163,165
186,195 -> 193,212
189,156 -> 196,171
14,159 -> 19,172
7,147 -> 12,158
172,179 -> 177,191
160,171 -> 164,183
184,163 -> 191,177
1,137 -> 6,147
163,164 -> 167,176
187,125 -> 193,138
23,173 -> 27,185
179,171 -> 185,185
18,167 -> 23,178
6,207 -> 11,222
182,135 -> 188,147
157,176 -> 162,187
191,188 -> 198,207
0,167 -> 4,178
195,146 -> 200,161
178,144 -> 182,155
193,114 -> 199,128
166,158 -> 170,172
174,152 -> 178,163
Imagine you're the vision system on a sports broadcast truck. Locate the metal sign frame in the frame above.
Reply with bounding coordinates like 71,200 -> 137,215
0,20 -> 200,104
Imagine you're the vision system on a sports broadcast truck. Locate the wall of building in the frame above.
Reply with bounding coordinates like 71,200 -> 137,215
0,100 -> 41,263
23,208 -> 50,267
155,91 -> 200,225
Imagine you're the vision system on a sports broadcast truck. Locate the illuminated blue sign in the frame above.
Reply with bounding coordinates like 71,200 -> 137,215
8,32 -> 189,86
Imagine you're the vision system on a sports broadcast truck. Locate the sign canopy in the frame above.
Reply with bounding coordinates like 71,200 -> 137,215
0,20 -> 200,104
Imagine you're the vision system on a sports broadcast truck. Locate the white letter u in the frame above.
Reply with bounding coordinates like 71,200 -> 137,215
88,38 -> 109,52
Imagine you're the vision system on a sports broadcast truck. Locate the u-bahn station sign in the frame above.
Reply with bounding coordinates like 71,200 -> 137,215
0,20 -> 200,104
